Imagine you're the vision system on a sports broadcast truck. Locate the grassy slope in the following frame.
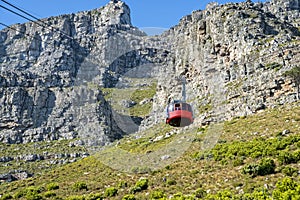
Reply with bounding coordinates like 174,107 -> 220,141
0,140 -> 87,177
0,102 -> 300,199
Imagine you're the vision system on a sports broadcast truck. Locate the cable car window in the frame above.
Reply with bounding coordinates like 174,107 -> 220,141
182,103 -> 187,111
175,104 -> 181,110
187,104 -> 192,112
168,104 -> 173,112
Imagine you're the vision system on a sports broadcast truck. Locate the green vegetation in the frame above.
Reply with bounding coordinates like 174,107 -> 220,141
104,187 -> 118,197
241,158 -> 276,177
150,190 -> 166,199
122,194 -> 136,200
128,82 -> 157,117
0,103 -> 300,199
0,139 -> 87,177
197,96 -> 213,114
198,102 -> 212,114
102,80 -> 157,117
130,178 -> 148,194
72,182 -> 88,192
265,62 -> 283,71
46,182 -> 59,191
225,78 -> 243,91
117,123 -> 174,153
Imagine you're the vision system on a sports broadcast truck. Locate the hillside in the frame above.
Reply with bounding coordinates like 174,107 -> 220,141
0,0 -> 300,199
0,102 -> 300,199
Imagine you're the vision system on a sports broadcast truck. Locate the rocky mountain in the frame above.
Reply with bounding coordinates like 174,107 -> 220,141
0,0 -> 299,147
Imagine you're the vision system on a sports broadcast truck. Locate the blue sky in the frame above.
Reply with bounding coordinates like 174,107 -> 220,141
1,0 -> 265,33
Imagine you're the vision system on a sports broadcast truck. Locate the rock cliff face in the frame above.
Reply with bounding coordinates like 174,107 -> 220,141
153,0 -> 300,125
0,0 -> 299,145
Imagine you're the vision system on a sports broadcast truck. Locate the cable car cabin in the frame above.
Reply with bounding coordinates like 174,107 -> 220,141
166,100 -> 194,127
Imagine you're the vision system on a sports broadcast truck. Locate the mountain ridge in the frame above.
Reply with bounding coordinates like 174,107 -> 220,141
0,0 -> 300,185
0,0 -> 299,144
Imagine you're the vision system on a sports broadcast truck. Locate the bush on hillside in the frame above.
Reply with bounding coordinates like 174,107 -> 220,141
242,158 -> 275,177
281,166 -> 298,176
0,194 -> 13,200
194,188 -> 206,198
72,182 -> 88,192
122,194 -> 136,200
130,178 -> 148,194
272,177 -> 300,199
150,190 -> 166,199
46,182 -> 59,191
104,187 -> 118,197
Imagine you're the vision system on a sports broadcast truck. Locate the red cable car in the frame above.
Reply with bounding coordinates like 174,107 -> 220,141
166,100 -> 194,127
165,77 -> 194,127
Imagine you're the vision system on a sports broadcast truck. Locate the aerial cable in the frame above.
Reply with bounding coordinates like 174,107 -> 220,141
1,0 -> 42,22
0,0 -> 74,40
0,4 -> 73,40
0,22 -> 51,45
0,5 -> 36,26
0,22 -> 58,57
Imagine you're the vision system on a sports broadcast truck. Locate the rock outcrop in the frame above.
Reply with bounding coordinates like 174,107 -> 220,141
0,0 -> 300,145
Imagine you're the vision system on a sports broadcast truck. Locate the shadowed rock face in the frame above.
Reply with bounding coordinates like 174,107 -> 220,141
0,0 -> 299,144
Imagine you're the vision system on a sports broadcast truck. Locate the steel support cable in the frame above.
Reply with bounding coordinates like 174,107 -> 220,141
0,22 -> 77,76
0,22 -> 57,57
1,0 -> 44,22
0,4 -> 73,40
1,0 -> 74,40
0,1 -> 77,65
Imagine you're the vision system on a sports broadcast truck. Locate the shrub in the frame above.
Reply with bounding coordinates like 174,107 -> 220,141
72,182 -> 88,192
170,192 -> 194,200
25,193 -> 43,200
130,178 -> 148,194
275,177 -> 298,192
136,178 -> 148,189
242,163 -> 260,177
258,158 -> 276,175
194,188 -> 206,198
165,165 -> 172,170
150,190 -> 165,199
166,179 -> 177,185
281,166 -> 298,176
13,190 -> 25,199
232,157 -> 244,166
86,193 -> 103,200
171,192 -> 184,199
0,194 -> 13,200
292,150 -> 300,162
122,194 -> 136,200
118,180 -> 128,188
65,195 -> 85,200
272,177 -> 300,199
46,182 -> 59,191
246,190 -> 272,200
216,190 -> 233,199
242,158 -> 275,177
104,187 -> 118,197
44,191 -> 56,198
278,151 -> 295,165
13,186 -> 43,199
